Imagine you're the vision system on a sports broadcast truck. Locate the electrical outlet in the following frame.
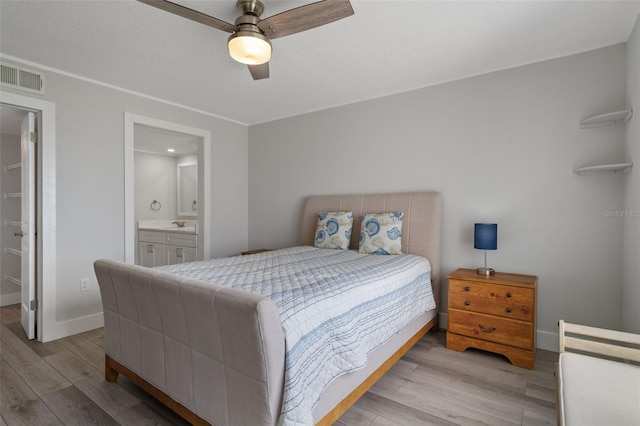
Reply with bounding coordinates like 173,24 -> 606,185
80,278 -> 89,292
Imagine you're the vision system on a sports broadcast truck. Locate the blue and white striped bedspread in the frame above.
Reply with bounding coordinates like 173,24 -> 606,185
157,246 -> 435,426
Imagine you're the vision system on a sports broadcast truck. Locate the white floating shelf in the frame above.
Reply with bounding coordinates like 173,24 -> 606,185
4,193 -> 21,199
6,275 -> 21,286
6,162 -> 21,171
573,163 -> 633,175
5,220 -> 20,227
579,109 -> 633,128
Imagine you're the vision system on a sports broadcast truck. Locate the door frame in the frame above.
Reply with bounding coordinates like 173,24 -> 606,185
124,112 -> 211,264
1,91 -> 56,342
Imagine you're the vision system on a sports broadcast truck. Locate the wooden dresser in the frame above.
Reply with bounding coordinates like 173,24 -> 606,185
446,268 -> 538,369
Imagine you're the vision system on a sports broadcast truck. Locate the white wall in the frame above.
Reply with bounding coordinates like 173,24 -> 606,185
249,45 -> 628,349
1,61 -> 248,339
134,151 -> 178,221
622,15 -> 640,333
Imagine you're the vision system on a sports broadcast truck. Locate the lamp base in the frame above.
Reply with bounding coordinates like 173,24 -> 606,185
476,267 -> 495,276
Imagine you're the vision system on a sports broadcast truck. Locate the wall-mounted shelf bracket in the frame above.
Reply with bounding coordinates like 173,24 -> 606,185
573,162 -> 633,175
579,109 -> 633,128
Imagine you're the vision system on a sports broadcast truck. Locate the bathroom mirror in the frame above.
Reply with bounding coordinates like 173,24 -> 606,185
177,162 -> 197,217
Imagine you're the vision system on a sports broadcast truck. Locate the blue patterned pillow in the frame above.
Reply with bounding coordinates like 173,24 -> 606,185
314,211 -> 354,250
359,212 -> 404,255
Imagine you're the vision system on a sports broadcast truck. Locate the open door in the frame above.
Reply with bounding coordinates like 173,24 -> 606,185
20,111 -> 36,339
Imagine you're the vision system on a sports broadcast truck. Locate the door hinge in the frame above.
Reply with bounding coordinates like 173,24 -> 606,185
30,299 -> 38,311
30,131 -> 37,143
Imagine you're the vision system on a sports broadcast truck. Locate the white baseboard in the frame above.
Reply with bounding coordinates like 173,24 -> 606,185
536,329 -> 558,352
438,311 -> 447,330
41,312 -> 104,343
0,291 -> 21,307
437,312 -> 558,352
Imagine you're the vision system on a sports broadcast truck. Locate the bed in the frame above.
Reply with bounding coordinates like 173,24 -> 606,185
556,320 -> 640,426
94,191 -> 442,425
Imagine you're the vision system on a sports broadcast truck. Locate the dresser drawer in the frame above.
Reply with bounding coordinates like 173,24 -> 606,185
448,292 -> 534,321
449,278 -> 534,306
138,230 -> 165,244
448,308 -> 534,350
165,232 -> 198,248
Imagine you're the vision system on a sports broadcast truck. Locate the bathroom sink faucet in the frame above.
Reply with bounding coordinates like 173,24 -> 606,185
172,221 -> 186,228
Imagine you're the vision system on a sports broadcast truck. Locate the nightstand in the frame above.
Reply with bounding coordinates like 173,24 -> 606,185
446,268 -> 538,369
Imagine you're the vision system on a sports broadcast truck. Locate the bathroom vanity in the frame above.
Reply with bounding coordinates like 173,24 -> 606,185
137,220 -> 198,267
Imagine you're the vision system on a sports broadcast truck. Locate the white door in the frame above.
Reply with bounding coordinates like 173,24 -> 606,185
20,111 -> 36,339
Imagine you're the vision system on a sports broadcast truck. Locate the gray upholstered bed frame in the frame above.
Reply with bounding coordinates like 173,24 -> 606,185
94,191 -> 441,425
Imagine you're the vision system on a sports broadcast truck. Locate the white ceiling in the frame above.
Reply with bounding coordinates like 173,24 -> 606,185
1,1 -> 639,126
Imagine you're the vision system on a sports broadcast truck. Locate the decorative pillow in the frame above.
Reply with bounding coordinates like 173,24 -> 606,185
359,212 -> 404,255
314,211 -> 354,250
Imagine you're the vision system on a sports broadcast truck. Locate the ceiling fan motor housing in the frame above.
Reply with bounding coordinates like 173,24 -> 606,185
230,14 -> 271,44
232,0 -> 269,40
236,0 -> 264,17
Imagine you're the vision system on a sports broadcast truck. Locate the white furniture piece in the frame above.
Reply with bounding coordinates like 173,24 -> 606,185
556,320 -> 640,426
137,230 -> 167,267
137,220 -> 198,267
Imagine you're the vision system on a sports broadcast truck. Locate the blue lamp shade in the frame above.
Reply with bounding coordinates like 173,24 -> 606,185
474,223 -> 497,250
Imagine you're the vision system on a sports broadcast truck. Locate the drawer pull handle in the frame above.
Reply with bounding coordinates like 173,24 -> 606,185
506,292 -> 512,298
464,286 -> 470,292
147,244 -> 154,253
176,248 -> 183,258
478,323 -> 496,333
505,307 -> 512,313
464,301 -> 470,306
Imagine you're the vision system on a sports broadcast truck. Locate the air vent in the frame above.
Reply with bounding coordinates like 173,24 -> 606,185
1,63 -> 45,95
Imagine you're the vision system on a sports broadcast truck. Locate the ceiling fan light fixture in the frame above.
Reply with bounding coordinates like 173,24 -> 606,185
138,0 -> 354,79
228,31 -> 272,65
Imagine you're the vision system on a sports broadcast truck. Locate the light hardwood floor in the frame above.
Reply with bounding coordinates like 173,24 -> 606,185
0,304 -> 557,425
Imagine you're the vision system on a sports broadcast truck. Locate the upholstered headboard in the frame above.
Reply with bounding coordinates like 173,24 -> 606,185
299,192 -> 442,309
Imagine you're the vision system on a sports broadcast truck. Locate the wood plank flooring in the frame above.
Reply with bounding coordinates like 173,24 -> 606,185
0,304 -> 557,425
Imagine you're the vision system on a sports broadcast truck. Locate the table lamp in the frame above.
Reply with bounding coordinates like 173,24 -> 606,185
474,223 -> 497,275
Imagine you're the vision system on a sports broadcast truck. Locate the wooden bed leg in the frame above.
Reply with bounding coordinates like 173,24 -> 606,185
105,355 -> 119,382
102,354 -> 209,425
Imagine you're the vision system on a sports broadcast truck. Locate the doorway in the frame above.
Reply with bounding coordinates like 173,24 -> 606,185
123,113 -> 211,264
0,92 -> 56,342
0,106 -> 31,331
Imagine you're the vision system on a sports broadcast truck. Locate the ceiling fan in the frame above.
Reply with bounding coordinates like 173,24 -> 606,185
137,0 -> 354,80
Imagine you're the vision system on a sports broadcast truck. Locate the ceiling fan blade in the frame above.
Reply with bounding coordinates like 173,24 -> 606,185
137,0 -> 236,33
248,63 -> 270,80
257,0 -> 353,40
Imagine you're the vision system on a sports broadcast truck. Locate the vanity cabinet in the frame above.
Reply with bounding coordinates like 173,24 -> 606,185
138,230 -> 167,267
138,230 -> 197,267
165,233 -> 198,264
